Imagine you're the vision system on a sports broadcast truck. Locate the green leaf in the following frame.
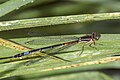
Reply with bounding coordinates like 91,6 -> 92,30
2,71 -> 113,80
0,12 -> 120,31
0,0 -> 35,17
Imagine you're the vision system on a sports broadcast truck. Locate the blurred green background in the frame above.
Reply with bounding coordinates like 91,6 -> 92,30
0,0 -> 120,39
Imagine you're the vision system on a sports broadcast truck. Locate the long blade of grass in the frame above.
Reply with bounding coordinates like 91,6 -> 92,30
0,12 -> 120,31
0,0 -> 35,17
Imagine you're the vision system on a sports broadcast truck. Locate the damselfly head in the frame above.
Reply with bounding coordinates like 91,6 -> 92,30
92,32 -> 101,40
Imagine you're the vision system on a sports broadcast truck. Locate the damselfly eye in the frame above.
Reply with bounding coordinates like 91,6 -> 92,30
96,33 -> 101,40
92,32 -> 101,40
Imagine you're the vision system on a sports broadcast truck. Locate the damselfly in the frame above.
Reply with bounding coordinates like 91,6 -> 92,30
11,32 -> 101,58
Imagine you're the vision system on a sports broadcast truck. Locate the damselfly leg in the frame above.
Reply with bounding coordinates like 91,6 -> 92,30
79,32 -> 101,55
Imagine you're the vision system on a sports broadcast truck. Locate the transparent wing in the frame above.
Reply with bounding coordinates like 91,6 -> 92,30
25,36 -> 79,45
25,53 -> 71,66
24,42 -> 78,66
